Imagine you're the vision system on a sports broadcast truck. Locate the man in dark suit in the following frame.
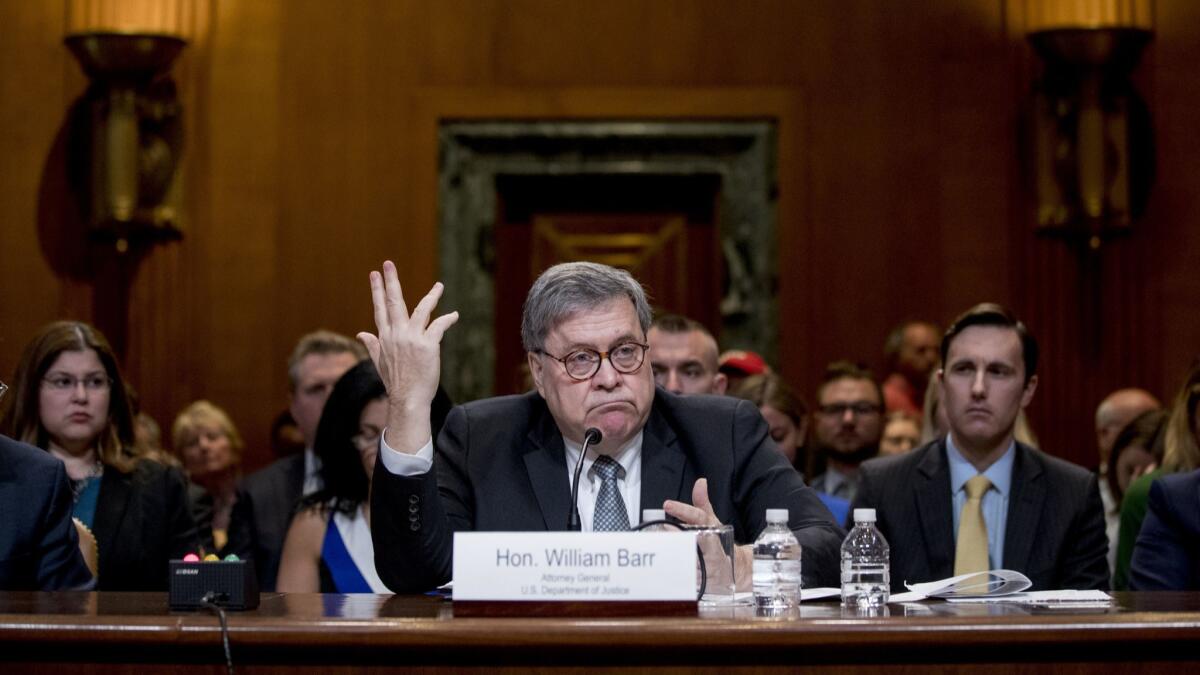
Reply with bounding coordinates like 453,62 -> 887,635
1129,468 -> 1200,590
853,303 -> 1108,591
225,330 -> 364,590
361,261 -> 844,593
0,434 -> 93,590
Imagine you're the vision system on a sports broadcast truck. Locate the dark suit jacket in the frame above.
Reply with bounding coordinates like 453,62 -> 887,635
1129,469 -> 1200,590
93,458 -> 201,591
852,439 -> 1109,591
372,389 -> 845,593
0,435 -> 93,590
225,452 -> 305,591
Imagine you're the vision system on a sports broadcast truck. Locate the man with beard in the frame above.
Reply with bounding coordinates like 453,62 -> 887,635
808,361 -> 884,503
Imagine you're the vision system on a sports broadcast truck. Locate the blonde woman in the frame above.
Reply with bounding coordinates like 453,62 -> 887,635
173,401 -> 244,552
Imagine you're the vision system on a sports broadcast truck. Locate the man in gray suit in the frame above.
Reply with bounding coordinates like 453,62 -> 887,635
362,261 -> 844,593
852,303 -> 1108,591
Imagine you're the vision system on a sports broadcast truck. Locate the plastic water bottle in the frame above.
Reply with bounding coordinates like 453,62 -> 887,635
752,509 -> 802,610
841,508 -> 890,607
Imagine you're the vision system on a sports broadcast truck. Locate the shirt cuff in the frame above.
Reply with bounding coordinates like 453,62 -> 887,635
379,429 -> 434,476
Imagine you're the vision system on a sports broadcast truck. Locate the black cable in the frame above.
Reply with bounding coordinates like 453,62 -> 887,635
632,519 -> 707,601
200,593 -> 235,675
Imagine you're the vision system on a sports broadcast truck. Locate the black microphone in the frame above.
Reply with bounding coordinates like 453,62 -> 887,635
567,427 -> 603,531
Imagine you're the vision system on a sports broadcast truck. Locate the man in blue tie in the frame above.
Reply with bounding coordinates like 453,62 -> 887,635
362,260 -> 843,593
852,303 -> 1108,591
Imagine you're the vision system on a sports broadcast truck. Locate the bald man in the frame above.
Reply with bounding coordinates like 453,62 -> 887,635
1095,387 -> 1161,579
1096,388 -> 1161,467
648,314 -> 727,395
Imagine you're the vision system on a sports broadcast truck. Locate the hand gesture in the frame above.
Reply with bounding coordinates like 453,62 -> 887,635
664,478 -> 754,592
357,260 -> 458,454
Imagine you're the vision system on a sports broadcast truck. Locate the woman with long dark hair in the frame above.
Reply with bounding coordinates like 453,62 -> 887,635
276,360 -> 391,592
0,321 -> 199,590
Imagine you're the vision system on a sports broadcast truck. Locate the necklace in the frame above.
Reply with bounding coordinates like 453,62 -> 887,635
69,460 -> 103,501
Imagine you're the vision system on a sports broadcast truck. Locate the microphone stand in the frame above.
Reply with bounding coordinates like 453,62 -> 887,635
567,428 -> 602,530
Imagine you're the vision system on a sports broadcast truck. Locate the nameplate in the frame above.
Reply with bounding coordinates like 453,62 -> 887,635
452,531 -> 696,601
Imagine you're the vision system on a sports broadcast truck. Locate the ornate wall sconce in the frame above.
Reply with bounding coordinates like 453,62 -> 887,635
1024,1 -> 1154,248
63,0 -> 199,251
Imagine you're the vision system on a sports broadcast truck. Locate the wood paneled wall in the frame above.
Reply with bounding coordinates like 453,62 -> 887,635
2,0 -> 1198,472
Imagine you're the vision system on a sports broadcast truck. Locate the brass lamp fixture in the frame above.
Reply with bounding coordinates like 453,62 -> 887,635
1025,1 -> 1154,248
64,31 -> 187,250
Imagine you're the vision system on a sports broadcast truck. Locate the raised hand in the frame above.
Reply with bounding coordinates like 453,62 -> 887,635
357,260 -> 459,454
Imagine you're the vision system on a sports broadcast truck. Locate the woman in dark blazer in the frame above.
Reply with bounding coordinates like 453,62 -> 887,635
0,321 -> 199,591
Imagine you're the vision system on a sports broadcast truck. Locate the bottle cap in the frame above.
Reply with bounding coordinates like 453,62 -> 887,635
641,509 -> 666,523
765,508 -> 789,523
853,508 -> 877,523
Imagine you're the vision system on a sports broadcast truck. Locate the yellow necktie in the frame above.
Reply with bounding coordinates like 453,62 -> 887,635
954,475 -> 993,575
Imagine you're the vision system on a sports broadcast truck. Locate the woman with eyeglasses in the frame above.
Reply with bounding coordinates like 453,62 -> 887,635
276,360 -> 451,592
0,321 -> 200,590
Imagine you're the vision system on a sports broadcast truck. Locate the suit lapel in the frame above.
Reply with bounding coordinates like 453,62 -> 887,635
914,442 -> 955,577
1002,443 -> 1044,571
640,407 -> 685,515
93,465 -> 135,565
522,402 -> 572,531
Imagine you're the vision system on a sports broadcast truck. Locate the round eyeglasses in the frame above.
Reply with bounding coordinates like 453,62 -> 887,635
538,342 -> 649,381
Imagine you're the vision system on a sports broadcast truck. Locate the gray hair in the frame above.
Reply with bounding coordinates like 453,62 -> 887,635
521,262 -> 653,352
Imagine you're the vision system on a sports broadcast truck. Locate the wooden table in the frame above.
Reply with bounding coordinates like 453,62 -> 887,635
1,592 -> 1198,673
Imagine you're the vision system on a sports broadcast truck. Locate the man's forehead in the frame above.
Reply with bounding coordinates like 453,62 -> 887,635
298,351 -> 357,380
820,377 -> 879,403
946,325 -> 1022,363
903,324 -> 939,348
649,328 -> 717,359
545,299 -> 642,348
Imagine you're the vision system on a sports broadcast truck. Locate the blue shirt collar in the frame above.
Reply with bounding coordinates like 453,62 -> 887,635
945,433 -> 1016,497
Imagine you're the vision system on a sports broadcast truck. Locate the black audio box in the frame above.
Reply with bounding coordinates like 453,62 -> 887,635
169,559 -> 260,610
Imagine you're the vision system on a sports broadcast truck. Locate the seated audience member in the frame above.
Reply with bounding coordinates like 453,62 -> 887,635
172,401 -> 245,553
1105,410 -> 1167,588
853,304 -> 1108,591
1093,388 -> 1161,579
808,361 -> 883,503
365,261 -> 844,593
881,320 -> 941,416
1114,363 -> 1200,590
731,373 -> 808,471
717,349 -> 770,394
1129,467 -> 1200,590
0,321 -> 199,591
226,330 -> 365,591
880,410 -> 921,456
1,375 -> 93,589
648,314 -> 727,395
730,375 -> 846,523
278,361 -> 393,592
